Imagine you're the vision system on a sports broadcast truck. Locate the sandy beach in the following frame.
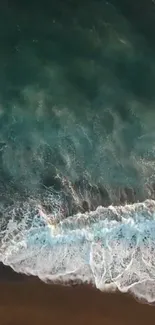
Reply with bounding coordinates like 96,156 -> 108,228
0,264 -> 154,325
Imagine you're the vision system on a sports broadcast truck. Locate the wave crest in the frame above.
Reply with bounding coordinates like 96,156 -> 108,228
1,197 -> 155,303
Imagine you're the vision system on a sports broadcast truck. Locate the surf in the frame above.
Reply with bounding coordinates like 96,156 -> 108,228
0,195 -> 155,304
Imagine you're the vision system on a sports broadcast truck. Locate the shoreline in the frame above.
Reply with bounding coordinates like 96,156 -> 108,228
0,264 -> 155,325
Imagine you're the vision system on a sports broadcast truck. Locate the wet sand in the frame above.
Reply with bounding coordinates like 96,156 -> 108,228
0,265 -> 154,325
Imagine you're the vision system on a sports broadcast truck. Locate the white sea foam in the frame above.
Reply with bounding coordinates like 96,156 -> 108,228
1,198 -> 155,303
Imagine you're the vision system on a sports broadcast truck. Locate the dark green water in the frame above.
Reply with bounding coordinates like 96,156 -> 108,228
1,0 -> 155,213
1,2 -> 155,301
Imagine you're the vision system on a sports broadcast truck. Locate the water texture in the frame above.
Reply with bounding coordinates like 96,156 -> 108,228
1,0 -> 155,304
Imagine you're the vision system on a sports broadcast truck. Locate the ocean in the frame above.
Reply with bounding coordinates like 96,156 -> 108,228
0,0 -> 155,304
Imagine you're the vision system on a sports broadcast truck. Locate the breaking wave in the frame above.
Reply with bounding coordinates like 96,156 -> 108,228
1,193 -> 155,304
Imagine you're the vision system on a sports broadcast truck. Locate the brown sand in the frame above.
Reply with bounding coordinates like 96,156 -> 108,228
0,264 -> 155,325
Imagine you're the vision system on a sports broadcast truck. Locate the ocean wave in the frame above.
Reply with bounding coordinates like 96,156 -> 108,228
1,197 -> 155,303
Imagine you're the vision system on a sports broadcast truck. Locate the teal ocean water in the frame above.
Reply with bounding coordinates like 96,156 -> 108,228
1,0 -> 155,303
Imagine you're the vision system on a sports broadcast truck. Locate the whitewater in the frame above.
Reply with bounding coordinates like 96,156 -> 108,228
1,193 -> 155,304
1,0 -> 155,307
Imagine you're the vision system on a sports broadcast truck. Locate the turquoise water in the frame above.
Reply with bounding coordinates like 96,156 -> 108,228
1,199 -> 155,304
1,0 -> 155,303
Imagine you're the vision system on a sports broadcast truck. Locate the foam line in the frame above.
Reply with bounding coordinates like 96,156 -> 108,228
1,199 -> 155,303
